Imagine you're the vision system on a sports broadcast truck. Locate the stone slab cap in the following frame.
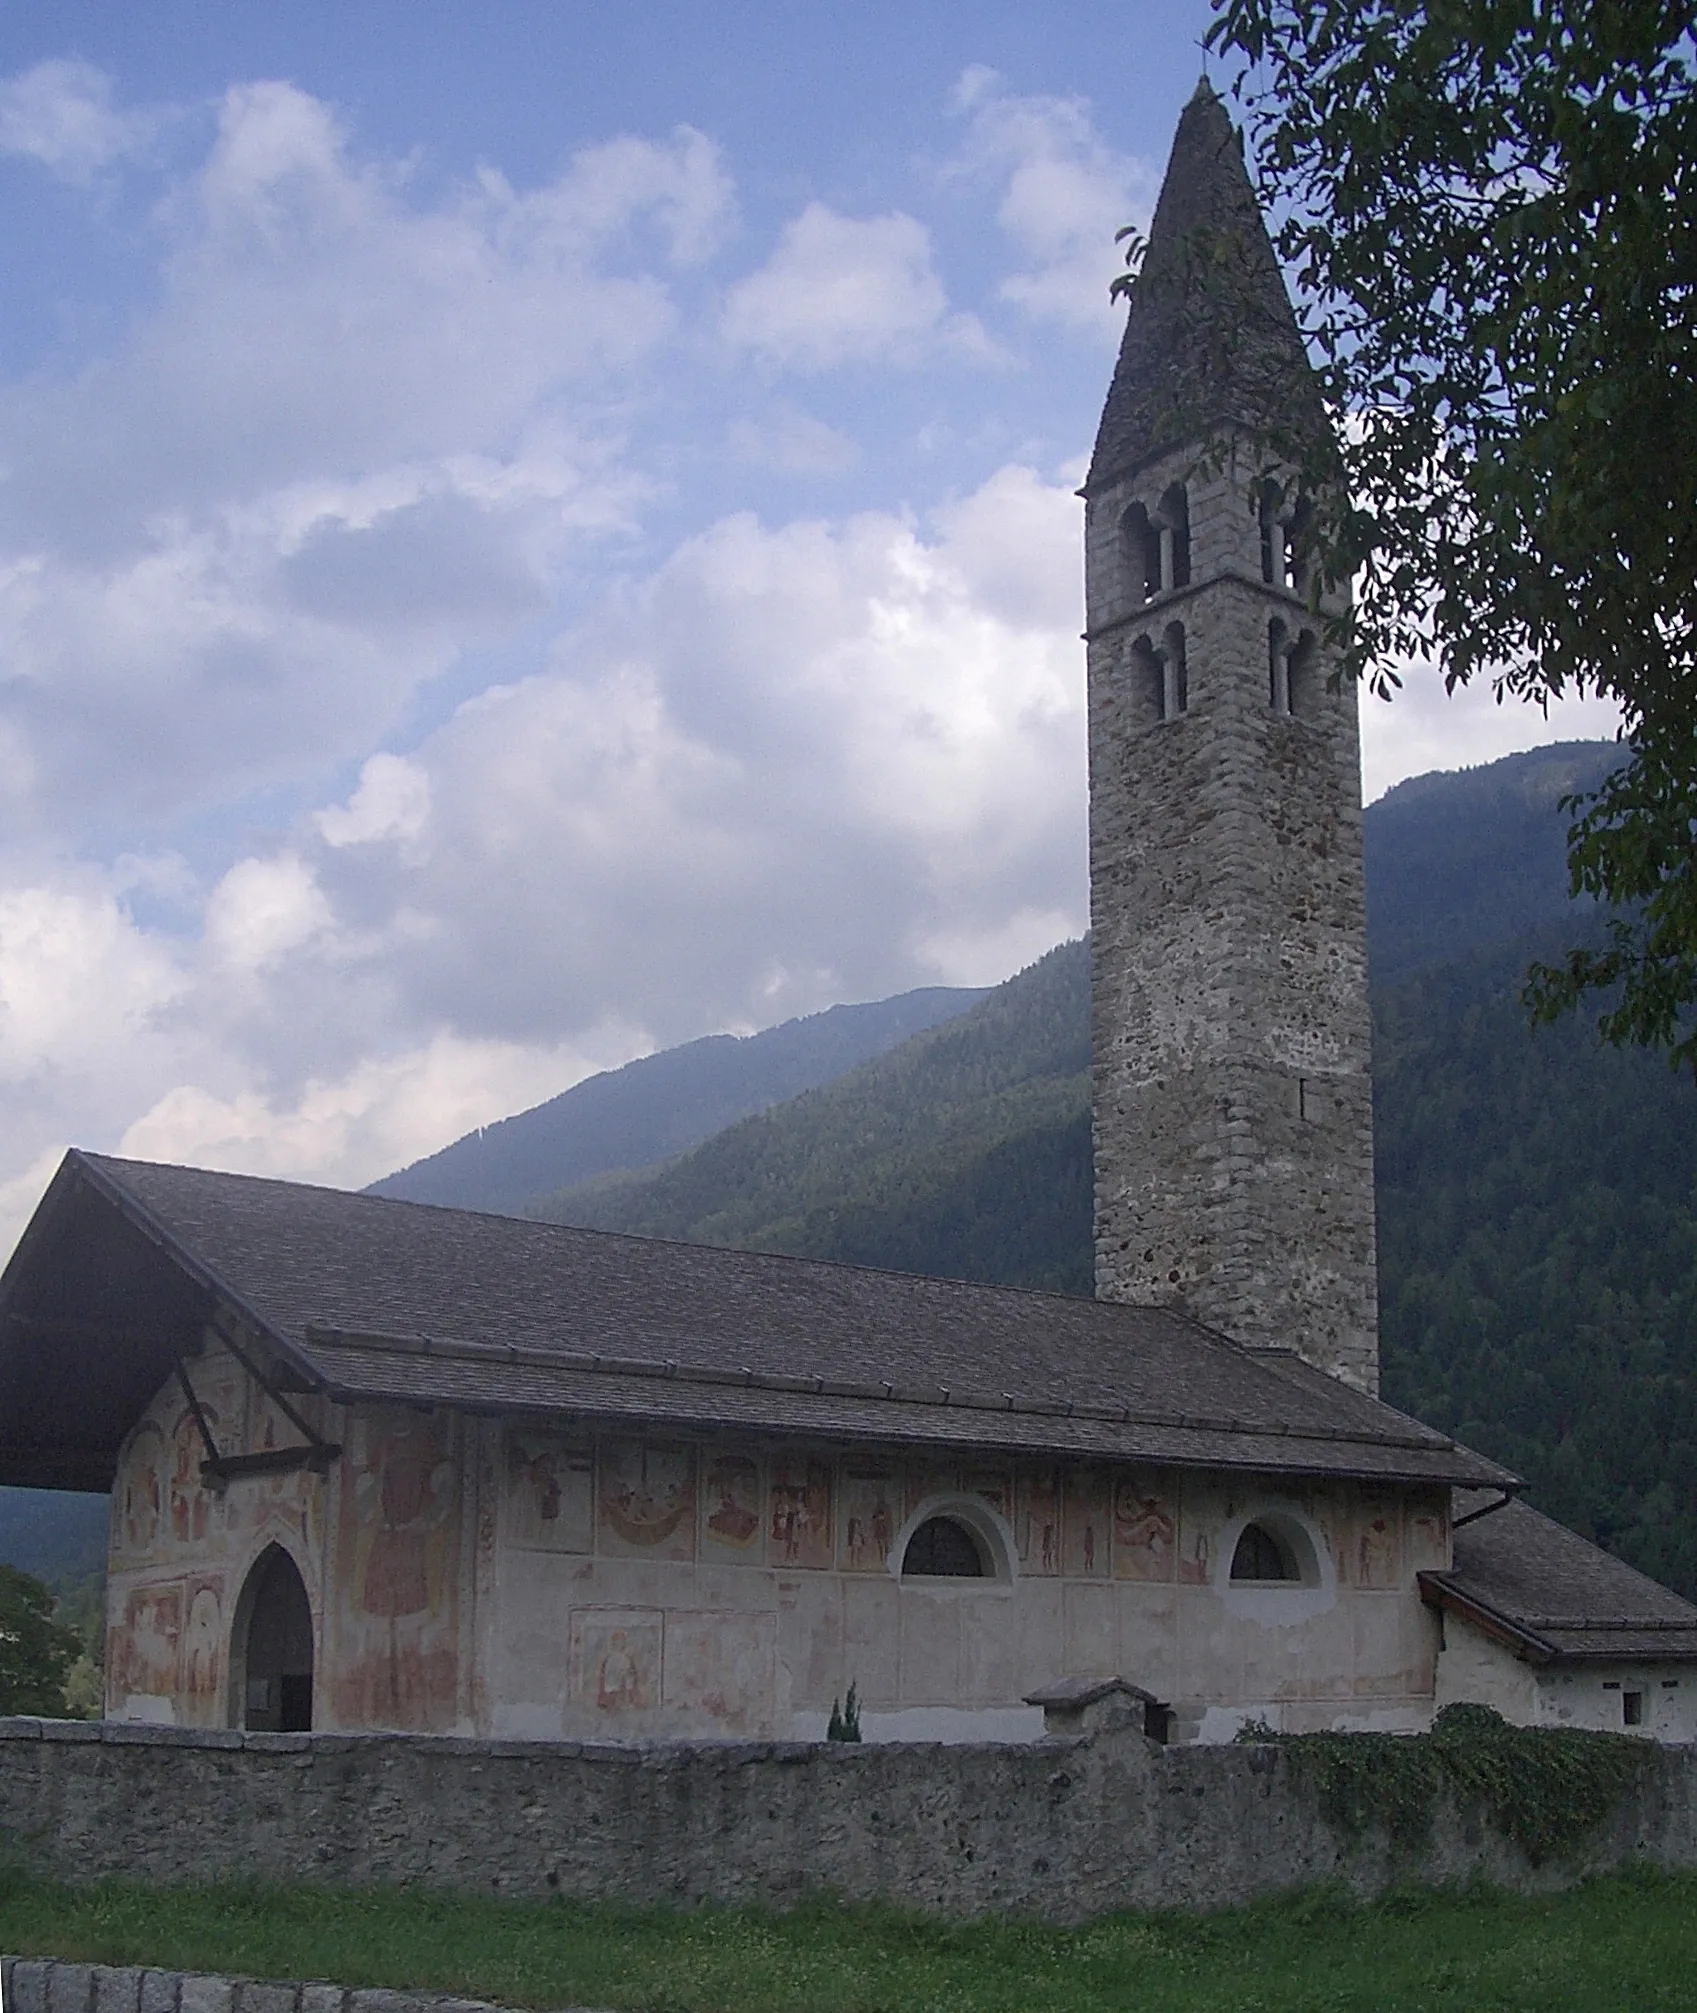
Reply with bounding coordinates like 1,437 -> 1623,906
1025,1676 -> 1173,1741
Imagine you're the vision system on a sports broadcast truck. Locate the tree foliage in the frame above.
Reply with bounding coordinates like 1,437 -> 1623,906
0,1564 -> 82,1716
1205,0 -> 1697,1068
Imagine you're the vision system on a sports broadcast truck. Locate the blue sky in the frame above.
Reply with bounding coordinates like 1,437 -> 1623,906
0,2 -> 1618,1251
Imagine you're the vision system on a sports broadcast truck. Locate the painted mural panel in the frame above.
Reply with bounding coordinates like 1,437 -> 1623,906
569,1608 -> 662,1714
1016,1467 -> 1063,1575
768,1454 -> 832,1568
119,1425 -> 166,1562
1356,1501 -> 1402,1588
905,1463 -> 958,1521
114,1582 -> 183,1703
505,1430 -> 594,1553
332,1409 -> 461,1732
1064,1468 -> 1111,1578
168,1409 -> 217,1550
1112,1475 -> 1177,1582
597,1440 -> 696,1561
839,1468 -> 899,1573
700,1451 -> 763,1563
961,1468 -> 1012,1522
663,1610 -> 777,1731
179,1581 -> 225,1726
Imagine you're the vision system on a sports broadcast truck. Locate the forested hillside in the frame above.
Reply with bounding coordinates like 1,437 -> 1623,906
537,742 -> 1697,1598
371,984 -> 987,1214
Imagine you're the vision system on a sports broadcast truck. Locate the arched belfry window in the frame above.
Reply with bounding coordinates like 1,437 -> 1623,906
1259,480 -> 1289,588
1156,483 -> 1191,591
1288,629 -> 1318,719
902,1515 -> 988,1578
1121,502 -> 1163,605
1162,621 -> 1188,720
1230,1521 -> 1301,1583
235,1544 -> 315,1732
1268,618 -> 1291,713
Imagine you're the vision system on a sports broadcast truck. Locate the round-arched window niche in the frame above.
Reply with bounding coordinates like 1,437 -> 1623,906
1218,1507 -> 1333,1621
894,1499 -> 1014,1587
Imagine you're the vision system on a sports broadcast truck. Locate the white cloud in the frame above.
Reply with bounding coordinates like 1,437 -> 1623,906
0,81 -> 722,834
722,202 -> 986,370
317,753 -> 432,851
0,59 -> 160,184
290,462 -> 1087,1050
116,1026 -> 640,1193
951,66 -> 1155,336
726,404 -> 860,475
204,854 -> 334,971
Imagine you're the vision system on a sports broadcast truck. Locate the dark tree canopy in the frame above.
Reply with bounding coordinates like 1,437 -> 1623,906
1205,0 -> 1697,1069
0,1564 -> 81,1715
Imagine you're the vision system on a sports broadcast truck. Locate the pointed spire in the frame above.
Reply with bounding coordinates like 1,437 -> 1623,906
1087,85 -> 1328,488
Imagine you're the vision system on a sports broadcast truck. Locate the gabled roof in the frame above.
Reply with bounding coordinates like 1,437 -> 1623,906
1421,1496 -> 1697,1664
1086,80 -> 1329,490
0,1150 -> 1517,1494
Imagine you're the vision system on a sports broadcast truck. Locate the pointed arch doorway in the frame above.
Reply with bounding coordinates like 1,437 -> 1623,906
235,1545 -> 315,1732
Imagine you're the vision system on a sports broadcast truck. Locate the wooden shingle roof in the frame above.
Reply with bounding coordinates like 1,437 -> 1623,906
0,1150 -> 1517,1493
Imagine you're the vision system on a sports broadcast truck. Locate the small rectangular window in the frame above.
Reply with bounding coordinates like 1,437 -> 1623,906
1623,1690 -> 1644,1726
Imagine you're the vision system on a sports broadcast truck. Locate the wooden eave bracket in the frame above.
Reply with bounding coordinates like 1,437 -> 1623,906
187,1309 -> 342,1491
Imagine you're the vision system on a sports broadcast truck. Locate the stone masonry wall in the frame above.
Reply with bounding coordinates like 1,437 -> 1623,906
0,1959 -> 576,2013
4,1718 -> 1696,1923
1086,438 -> 1379,1393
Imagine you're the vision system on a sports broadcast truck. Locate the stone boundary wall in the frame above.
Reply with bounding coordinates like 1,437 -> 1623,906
0,1961 -> 606,2013
3,1719 -> 1697,1922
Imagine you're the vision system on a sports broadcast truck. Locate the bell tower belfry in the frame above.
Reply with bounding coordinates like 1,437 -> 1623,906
1084,82 -> 1379,1392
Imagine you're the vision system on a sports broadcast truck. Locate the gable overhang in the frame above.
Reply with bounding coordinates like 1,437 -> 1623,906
0,1151 -> 326,1492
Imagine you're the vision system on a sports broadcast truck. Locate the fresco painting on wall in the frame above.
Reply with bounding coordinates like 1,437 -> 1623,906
840,1469 -> 898,1572
115,1582 -> 183,1702
1113,1476 -> 1177,1581
333,1409 -> 462,1731
962,1469 -> 1012,1521
169,1409 -> 217,1548
663,1609 -> 777,1731
120,1426 -> 165,1559
598,1441 -> 696,1561
1016,1468 -> 1063,1574
506,1430 -> 594,1552
1408,1501 -> 1447,1572
179,1582 -> 224,1725
701,1452 -> 763,1561
905,1464 -> 958,1521
1358,1502 -> 1401,1587
1065,1468 -> 1111,1578
570,1608 -> 661,1714
769,1455 -> 833,1568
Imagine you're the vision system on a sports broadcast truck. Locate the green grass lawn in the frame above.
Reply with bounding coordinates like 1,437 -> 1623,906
5,1866 -> 1697,2013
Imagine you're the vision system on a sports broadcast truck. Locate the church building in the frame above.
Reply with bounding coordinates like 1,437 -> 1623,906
2,83 -> 1694,1746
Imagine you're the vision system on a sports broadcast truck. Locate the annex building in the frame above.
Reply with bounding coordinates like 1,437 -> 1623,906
2,82 -> 1695,1747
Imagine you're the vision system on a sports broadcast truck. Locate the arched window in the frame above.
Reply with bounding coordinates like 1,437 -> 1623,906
1287,629 -> 1318,719
1162,621 -> 1189,719
1156,483 -> 1191,590
235,1545 -> 315,1731
902,1515 -> 988,1578
1121,502 -> 1162,604
1230,1522 -> 1300,1583
1268,618 -> 1291,713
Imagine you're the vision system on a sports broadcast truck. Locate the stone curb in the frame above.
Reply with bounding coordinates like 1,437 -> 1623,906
1,1960 -> 612,2013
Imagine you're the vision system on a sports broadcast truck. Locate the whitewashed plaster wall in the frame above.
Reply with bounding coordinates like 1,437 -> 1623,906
106,1358 -> 1453,1742
1434,1611 -> 1697,1743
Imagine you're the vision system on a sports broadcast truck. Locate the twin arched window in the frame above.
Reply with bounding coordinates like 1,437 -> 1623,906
1122,484 -> 1191,605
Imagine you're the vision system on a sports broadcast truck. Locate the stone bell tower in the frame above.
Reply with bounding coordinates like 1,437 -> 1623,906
1085,81 -> 1379,1393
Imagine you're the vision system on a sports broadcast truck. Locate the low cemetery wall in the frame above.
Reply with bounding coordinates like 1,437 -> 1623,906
2,1718 -> 1696,1921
